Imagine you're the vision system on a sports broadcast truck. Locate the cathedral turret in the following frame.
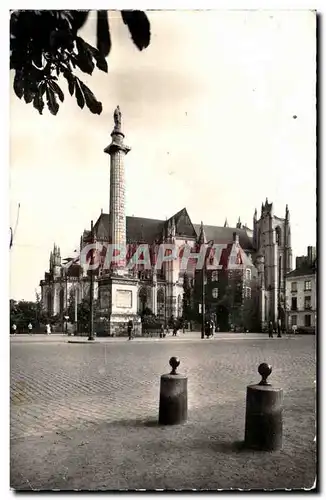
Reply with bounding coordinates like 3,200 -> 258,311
285,204 -> 290,221
197,221 -> 207,245
236,217 -> 241,229
253,208 -> 258,249
224,218 -> 229,228
52,243 -> 61,278
104,105 -> 131,272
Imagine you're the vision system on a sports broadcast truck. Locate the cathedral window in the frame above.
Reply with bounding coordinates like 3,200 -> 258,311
157,288 -> 165,319
47,291 -> 52,315
212,271 -> 218,282
138,287 -> 148,314
245,287 -> 251,299
177,295 -> 183,317
246,269 -> 251,281
212,288 -> 218,299
59,289 -> 64,315
275,227 -> 282,245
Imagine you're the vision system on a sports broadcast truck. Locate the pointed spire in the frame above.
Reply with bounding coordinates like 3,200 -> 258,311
254,208 -> 257,220
265,197 -> 268,206
197,221 -> 207,244
236,217 -> 241,229
224,218 -> 229,228
285,204 -> 290,220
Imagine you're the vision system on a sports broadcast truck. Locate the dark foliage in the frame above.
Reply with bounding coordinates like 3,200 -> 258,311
10,296 -> 48,330
70,298 -> 99,332
10,10 -> 151,115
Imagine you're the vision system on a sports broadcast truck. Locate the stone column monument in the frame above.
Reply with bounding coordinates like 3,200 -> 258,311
97,106 -> 141,336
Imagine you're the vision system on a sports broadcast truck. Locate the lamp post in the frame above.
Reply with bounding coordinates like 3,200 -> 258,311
164,282 -> 167,329
201,239 -> 215,339
74,289 -> 78,335
88,220 -> 95,341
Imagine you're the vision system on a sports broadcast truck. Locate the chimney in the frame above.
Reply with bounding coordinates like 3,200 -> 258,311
307,246 -> 312,264
233,232 -> 239,244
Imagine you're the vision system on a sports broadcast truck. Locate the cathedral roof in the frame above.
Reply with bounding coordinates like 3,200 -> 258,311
192,224 -> 254,250
92,211 -> 254,250
93,213 -> 165,242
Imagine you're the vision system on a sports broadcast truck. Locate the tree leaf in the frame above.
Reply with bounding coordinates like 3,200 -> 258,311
13,71 -> 24,99
93,51 -> 108,73
75,37 -> 94,75
121,10 -> 150,51
96,10 -> 111,57
24,85 -> 34,103
79,80 -> 102,115
75,80 -> 85,109
70,11 -> 89,35
49,80 -> 64,102
33,91 -> 44,115
83,40 -> 108,73
63,71 -> 75,95
45,85 -> 59,115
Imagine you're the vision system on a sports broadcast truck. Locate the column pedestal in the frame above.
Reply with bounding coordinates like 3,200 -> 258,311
96,274 -> 141,336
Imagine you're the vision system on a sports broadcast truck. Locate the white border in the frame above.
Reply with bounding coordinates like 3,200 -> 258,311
4,2 -> 322,498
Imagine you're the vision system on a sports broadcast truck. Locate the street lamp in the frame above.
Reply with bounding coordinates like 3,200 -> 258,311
201,239 -> 215,339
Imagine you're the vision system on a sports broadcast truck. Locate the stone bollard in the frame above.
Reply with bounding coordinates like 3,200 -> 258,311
158,357 -> 188,425
244,363 -> 283,451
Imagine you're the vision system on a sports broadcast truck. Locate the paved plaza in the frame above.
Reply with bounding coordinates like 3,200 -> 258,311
10,334 -> 316,490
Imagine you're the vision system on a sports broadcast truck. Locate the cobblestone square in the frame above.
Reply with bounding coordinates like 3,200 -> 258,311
10,334 -> 316,490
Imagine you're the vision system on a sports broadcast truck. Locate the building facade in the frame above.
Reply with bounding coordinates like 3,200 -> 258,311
40,107 -> 294,333
286,246 -> 317,331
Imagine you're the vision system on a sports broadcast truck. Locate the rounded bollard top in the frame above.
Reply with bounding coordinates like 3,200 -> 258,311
169,356 -> 180,375
258,363 -> 272,386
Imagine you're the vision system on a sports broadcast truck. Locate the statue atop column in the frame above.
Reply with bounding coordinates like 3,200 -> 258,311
113,105 -> 122,131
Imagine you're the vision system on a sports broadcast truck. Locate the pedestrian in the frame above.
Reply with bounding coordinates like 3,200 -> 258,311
210,319 -> 214,338
160,323 -> 165,339
127,320 -> 133,340
268,321 -> 273,338
292,324 -> 297,335
28,323 -> 32,335
205,320 -> 210,338
277,318 -> 282,338
46,323 -> 51,335
11,324 -> 17,335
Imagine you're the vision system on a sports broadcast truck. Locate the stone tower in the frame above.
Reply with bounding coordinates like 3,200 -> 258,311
52,244 -> 61,278
104,105 -> 131,271
255,199 -> 292,326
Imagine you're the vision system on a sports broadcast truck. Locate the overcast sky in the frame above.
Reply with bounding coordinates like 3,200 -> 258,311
10,10 -> 316,301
